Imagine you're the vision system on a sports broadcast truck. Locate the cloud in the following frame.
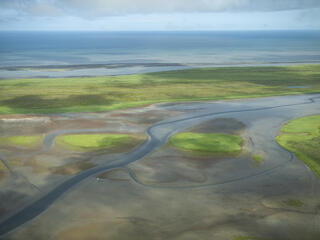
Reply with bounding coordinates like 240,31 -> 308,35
1,0 -> 320,18
0,0 -> 36,8
0,0 -> 319,30
0,0 -> 62,17
27,3 -> 62,16
57,0 -> 249,16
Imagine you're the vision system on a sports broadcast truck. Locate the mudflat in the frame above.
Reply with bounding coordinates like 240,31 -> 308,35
0,94 -> 319,240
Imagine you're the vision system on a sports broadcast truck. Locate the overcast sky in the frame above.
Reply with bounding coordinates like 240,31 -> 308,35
0,0 -> 320,30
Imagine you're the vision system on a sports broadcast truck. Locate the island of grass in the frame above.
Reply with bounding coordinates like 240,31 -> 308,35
252,155 -> 263,163
233,236 -> 265,240
0,135 -> 43,148
55,133 -> 144,152
276,115 -> 320,178
282,199 -> 304,208
169,132 -> 243,155
0,161 -> 8,179
0,64 -> 320,114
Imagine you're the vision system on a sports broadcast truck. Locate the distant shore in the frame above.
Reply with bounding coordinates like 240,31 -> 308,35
1,61 -> 320,79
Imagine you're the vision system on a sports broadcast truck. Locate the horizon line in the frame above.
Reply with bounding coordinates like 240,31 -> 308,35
1,29 -> 320,32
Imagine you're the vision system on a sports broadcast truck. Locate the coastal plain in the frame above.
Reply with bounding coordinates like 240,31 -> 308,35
1,65 -> 320,114
0,65 -> 319,240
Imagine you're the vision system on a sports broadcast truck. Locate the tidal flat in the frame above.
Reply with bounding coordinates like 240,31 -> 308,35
0,93 -> 319,240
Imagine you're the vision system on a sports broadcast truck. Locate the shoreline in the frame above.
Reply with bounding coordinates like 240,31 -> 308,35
1,61 -> 320,80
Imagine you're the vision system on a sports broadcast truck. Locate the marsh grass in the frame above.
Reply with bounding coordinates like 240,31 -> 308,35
252,155 -> 263,163
55,133 -> 144,152
0,161 -> 8,175
0,64 -> 319,114
276,115 -> 320,178
169,132 -> 243,154
0,135 -> 43,148
232,236 -> 265,240
282,199 -> 304,208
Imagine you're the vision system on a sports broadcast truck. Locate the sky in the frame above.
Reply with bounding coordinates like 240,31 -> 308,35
0,0 -> 320,31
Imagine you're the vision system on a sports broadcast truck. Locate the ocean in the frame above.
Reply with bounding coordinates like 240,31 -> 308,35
0,31 -> 320,78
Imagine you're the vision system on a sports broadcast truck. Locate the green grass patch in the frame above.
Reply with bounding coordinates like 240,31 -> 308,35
232,237 -> 264,240
0,64 -> 320,114
276,115 -> 320,178
0,161 -> 8,172
282,199 -> 304,208
252,155 -> 263,163
55,133 -> 143,152
169,132 -> 243,154
280,115 -> 320,133
0,135 -> 43,148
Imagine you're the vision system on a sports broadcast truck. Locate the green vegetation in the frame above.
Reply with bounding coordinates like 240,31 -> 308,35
282,199 -> 304,208
169,132 -> 243,154
0,135 -> 43,148
276,115 -> 320,178
55,133 -> 143,152
0,161 -> 8,172
252,155 -> 263,163
232,236 -> 265,240
0,64 -> 320,114
280,115 -> 320,133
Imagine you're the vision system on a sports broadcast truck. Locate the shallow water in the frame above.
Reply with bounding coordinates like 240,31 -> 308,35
1,31 -> 320,78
